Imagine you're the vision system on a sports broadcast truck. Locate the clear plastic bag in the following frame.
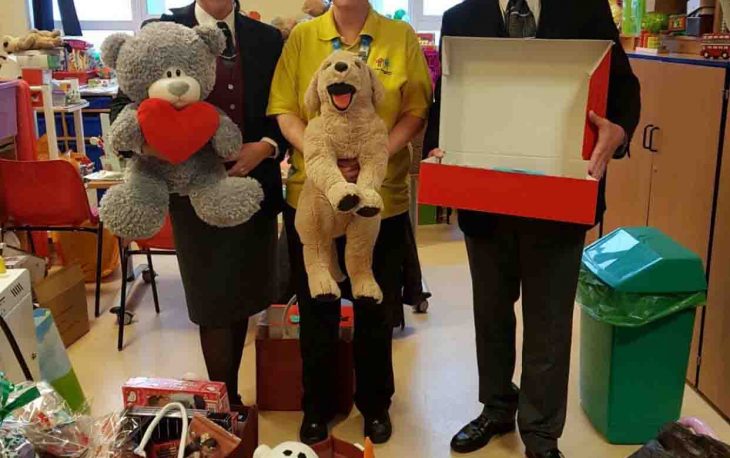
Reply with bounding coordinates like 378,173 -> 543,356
4,381 -> 139,457
577,268 -> 706,327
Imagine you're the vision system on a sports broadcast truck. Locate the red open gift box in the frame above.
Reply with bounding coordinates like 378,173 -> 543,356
419,37 -> 613,225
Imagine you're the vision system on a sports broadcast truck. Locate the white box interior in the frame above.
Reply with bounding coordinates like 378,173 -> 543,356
439,37 -> 612,179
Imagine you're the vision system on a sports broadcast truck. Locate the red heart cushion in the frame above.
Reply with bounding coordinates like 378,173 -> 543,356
137,99 -> 220,165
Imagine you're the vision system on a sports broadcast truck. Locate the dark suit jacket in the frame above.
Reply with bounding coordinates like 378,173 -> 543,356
110,2 -> 287,215
423,0 -> 641,234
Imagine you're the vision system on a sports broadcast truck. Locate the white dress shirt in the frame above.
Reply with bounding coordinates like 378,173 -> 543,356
195,2 -> 236,44
499,0 -> 541,27
194,2 -> 279,157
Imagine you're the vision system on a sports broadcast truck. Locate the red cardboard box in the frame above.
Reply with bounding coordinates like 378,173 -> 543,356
418,37 -> 613,225
122,377 -> 230,413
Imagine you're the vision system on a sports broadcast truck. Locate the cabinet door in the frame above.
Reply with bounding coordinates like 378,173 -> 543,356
648,63 -> 724,266
698,111 -> 730,417
647,63 -> 724,384
603,59 -> 661,234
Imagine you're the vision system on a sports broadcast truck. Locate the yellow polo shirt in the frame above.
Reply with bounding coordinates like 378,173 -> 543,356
268,8 -> 433,218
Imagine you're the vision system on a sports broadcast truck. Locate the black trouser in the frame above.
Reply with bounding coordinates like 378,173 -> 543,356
464,215 -> 587,453
284,206 -> 407,420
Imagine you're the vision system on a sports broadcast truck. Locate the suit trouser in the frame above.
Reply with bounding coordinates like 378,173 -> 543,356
464,215 -> 586,453
283,205 -> 407,420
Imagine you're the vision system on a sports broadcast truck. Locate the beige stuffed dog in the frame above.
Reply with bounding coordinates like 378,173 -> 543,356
296,51 -> 388,304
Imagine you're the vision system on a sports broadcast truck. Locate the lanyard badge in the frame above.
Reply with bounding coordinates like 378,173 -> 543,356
332,35 -> 373,63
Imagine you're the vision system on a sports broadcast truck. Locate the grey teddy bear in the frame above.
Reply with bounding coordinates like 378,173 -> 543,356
99,22 -> 264,240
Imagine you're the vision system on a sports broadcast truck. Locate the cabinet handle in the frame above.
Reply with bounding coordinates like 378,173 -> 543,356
642,124 -> 654,150
648,126 -> 660,153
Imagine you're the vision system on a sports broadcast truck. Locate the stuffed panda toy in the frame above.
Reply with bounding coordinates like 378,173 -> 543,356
254,442 -> 318,458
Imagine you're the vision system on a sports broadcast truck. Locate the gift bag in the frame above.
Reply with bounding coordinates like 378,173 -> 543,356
123,404 -> 259,458
255,296 -> 354,413
133,402 -> 240,458
34,308 -> 87,412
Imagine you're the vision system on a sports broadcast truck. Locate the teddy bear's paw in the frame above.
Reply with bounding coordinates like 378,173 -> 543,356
190,177 -> 264,227
308,270 -> 342,302
327,182 -> 361,213
356,189 -> 383,218
351,274 -> 383,304
99,186 -> 166,240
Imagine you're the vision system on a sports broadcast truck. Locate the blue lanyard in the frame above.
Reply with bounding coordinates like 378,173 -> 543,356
332,35 -> 372,63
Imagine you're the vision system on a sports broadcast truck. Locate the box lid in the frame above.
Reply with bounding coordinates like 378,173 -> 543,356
582,227 -> 707,293
439,37 -> 612,179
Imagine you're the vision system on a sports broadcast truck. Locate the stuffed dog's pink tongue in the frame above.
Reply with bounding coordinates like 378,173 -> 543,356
333,93 -> 352,110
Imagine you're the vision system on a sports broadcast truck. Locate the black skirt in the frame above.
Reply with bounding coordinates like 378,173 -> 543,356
168,194 -> 277,327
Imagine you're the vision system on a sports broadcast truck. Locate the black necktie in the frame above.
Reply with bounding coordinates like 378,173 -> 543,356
505,0 -> 537,38
217,21 -> 237,60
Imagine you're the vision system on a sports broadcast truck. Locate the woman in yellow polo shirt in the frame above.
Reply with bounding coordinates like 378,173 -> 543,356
268,0 -> 432,445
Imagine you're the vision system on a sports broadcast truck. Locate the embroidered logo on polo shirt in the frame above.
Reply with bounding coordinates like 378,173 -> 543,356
374,57 -> 393,75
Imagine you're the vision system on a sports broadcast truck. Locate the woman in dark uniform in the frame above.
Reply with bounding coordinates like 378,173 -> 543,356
111,0 -> 286,409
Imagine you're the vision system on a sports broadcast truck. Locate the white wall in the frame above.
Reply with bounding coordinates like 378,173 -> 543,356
0,0 -> 31,37
243,0 -> 303,21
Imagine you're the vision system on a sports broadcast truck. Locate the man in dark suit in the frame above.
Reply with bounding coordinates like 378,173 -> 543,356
423,1 -> 641,457
110,0 -> 287,409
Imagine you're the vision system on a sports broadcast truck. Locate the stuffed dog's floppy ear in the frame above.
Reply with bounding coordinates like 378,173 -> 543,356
368,66 -> 385,108
304,72 -> 321,114
100,33 -> 131,69
194,24 -> 226,57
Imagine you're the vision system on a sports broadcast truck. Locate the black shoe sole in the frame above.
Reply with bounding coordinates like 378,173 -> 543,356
367,429 -> 393,445
450,423 -> 516,454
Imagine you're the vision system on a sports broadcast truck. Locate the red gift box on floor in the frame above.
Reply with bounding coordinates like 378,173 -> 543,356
419,37 -> 613,225
312,437 -> 366,458
122,377 -> 231,413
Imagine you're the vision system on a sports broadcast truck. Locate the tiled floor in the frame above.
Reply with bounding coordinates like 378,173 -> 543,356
70,224 -> 730,457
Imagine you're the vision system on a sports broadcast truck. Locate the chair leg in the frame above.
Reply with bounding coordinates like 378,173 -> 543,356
118,243 -> 128,351
146,252 -> 161,314
26,230 -> 36,254
94,223 -> 104,318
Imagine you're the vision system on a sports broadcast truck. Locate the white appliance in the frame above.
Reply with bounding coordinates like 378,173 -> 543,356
0,269 -> 40,382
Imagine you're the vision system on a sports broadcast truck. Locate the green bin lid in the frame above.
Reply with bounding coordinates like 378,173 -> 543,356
582,227 -> 707,293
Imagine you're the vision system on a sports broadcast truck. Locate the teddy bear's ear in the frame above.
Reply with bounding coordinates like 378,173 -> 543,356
253,445 -> 272,458
100,33 -> 131,69
194,24 -> 226,57
304,72 -> 321,115
368,66 -> 385,108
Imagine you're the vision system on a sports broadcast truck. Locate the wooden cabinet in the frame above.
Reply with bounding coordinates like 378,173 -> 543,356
697,112 -> 730,417
604,60 -> 723,265
604,58 -> 725,386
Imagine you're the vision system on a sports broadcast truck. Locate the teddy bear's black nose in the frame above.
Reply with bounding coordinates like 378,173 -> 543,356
168,81 -> 190,96
334,62 -> 348,73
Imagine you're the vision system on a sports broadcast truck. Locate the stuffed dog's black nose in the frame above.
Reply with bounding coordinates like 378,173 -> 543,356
334,62 -> 348,73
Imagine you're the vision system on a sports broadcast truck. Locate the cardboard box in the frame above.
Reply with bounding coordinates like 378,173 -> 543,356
34,264 -> 89,347
5,250 -> 47,285
419,38 -> 612,225
122,377 -> 231,413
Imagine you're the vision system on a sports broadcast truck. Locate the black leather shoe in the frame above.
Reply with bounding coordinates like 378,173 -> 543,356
299,418 -> 329,445
364,412 -> 392,444
450,414 -> 515,454
526,449 -> 565,458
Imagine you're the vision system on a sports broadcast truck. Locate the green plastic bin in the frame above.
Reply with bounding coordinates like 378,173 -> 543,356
578,227 -> 707,445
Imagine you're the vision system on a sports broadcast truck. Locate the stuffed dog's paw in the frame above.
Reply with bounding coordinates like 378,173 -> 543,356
351,274 -> 383,304
327,182 -> 361,212
308,270 -> 342,302
356,188 -> 383,218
